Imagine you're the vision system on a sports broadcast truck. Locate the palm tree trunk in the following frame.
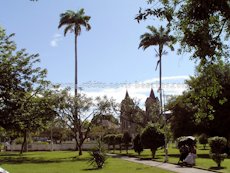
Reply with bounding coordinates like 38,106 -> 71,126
159,51 -> 163,115
75,34 -> 78,97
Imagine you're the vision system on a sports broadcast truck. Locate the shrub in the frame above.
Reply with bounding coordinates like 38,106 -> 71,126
209,136 -> 228,168
199,133 -> 208,149
123,132 -> 132,154
88,139 -> 107,169
88,151 -> 106,169
141,124 -> 164,159
115,134 -> 123,153
103,134 -> 116,151
133,134 -> 143,155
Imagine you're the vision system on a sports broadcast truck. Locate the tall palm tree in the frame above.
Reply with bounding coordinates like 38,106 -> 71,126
139,25 -> 175,116
58,9 -> 91,96
139,26 -> 175,162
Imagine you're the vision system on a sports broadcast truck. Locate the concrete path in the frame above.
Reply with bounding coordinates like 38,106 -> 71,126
119,156 -> 216,173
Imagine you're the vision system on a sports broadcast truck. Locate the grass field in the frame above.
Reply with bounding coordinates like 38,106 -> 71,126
111,145 -> 230,173
0,151 -> 174,173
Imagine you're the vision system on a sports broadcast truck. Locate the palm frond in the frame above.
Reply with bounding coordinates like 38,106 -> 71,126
64,24 -> 74,36
58,9 -> 91,36
139,25 -> 176,51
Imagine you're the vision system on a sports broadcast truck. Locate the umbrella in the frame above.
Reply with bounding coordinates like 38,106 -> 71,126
177,136 -> 196,148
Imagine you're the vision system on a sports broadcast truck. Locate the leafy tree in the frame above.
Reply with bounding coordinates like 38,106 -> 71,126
136,0 -> 230,64
133,134 -> 143,155
40,118 -> 71,144
0,28 -> 57,153
199,134 -> 208,150
167,61 -> 230,141
56,90 -> 93,155
187,61 -> 230,137
58,9 -> 91,96
57,91 -> 116,156
139,26 -> 175,115
123,132 -> 132,154
167,93 -> 198,139
209,136 -> 228,168
141,124 -> 164,158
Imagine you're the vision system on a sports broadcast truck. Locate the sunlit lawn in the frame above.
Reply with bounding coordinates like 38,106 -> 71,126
0,151 -> 174,173
111,144 -> 230,173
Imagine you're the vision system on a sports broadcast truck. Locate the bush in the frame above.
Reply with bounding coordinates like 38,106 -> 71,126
88,139 -> 107,169
199,134 -> 208,149
88,151 -> 106,169
133,134 -> 143,155
141,124 -> 164,159
115,134 -> 123,153
209,136 -> 228,168
123,132 -> 132,154
103,134 -> 116,151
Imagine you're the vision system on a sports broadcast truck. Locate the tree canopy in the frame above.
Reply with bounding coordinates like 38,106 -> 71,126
136,0 -> 230,64
0,28 -> 58,153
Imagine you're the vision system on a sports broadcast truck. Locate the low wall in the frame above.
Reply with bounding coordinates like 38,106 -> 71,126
6,141 -> 98,151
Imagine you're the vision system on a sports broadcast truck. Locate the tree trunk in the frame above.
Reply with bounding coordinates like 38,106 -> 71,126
74,34 -> 78,96
20,130 -> 28,154
159,50 -> 163,115
218,162 -> 221,168
78,146 -> 82,156
151,149 -> 156,159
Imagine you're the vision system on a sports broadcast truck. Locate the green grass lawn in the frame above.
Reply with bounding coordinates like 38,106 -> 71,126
111,145 -> 230,173
0,151 -> 174,173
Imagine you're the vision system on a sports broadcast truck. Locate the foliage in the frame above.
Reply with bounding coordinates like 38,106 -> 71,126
139,26 -> 175,114
39,118 -> 72,144
123,131 -> 132,154
167,94 -> 198,139
209,136 -> 228,167
0,28 -> 58,153
58,9 -> 91,36
88,151 -> 106,169
115,134 -> 123,153
56,90 -> 92,155
199,134 -> 208,150
103,134 -> 116,151
58,8 -> 91,96
141,124 -> 164,158
167,61 -> 230,140
133,134 -> 143,155
88,139 -> 107,169
136,0 -> 230,64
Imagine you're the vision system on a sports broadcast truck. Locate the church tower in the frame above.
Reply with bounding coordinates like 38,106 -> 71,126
145,88 -> 160,123
120,91 -> 138,137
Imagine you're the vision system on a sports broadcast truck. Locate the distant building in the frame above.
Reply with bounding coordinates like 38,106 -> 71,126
120,89 -> 160,137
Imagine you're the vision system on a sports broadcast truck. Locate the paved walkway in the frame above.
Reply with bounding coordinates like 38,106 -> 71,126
119,156 -> 216,173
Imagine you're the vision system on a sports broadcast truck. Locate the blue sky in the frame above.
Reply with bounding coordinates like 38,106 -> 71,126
0,0 -> 196,103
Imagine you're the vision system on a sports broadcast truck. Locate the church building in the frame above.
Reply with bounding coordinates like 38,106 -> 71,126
120,89 -> 160,137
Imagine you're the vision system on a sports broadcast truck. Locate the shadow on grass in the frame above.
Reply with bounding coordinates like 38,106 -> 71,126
82,168 -> 101,171
0,154 -> 89,165
209,166 -> 226,170
156,153 -> 211,159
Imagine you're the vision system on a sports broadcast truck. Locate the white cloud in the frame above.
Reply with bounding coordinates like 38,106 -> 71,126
78,75 -> 190,106
50,33 -> 62,47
